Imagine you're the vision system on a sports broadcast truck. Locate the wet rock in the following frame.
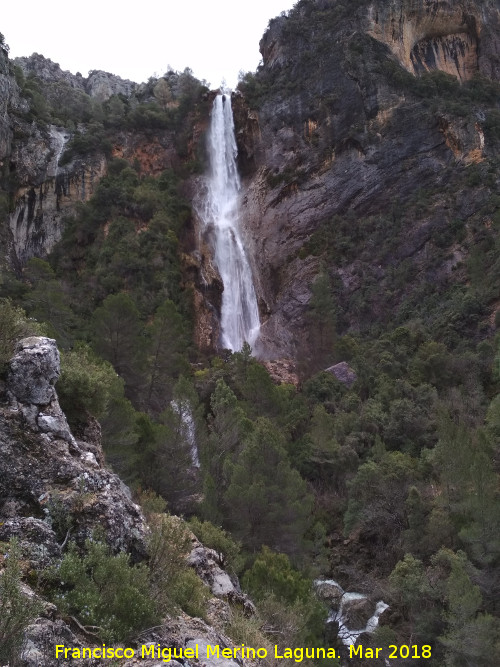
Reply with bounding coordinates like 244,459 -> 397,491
315,579 -> 344,605
341,595 -> 374,628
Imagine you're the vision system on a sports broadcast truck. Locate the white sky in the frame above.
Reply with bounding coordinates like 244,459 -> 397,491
1,0 -> 297,89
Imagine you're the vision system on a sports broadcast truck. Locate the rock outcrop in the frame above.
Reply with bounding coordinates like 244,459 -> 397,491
1,336 -> 148,562
0,46 -> 14,160
365,0 -> 483,81
8,134 -> 106,265
14,54 -> 137,101
188,538 -> 255,612
325,362 -> 357,387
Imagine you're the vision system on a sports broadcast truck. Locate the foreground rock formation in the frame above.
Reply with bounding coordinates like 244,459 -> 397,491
0,337 -> 254,666
1,336 -> 148,563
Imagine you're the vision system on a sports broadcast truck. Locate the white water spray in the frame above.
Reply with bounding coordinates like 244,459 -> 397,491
49,126 -> 69,178
199,93 -> 260,352
315,579 -> 389,647
171,399 -> 200,468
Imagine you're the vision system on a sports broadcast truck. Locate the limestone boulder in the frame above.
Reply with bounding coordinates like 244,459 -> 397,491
1,337 -> 148,561
8,337 -> 60,406
325,362 -> 357,388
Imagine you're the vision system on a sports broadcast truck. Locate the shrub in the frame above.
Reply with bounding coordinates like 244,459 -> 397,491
242,547 -> 327,649
148,514 -> 209,619
224,607 -> 274,666
0,539 -> 43,665
54,538 -> 157,643
0,298 -> 42,374
57,343 -> 125,425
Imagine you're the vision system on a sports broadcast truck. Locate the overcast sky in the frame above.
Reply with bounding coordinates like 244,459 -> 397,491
1,0 -> 297,89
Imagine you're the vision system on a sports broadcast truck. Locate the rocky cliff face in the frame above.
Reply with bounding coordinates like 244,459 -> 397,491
14,53 -> 137,101
8,132 -> 107,266
2,336 -> 148,561
365,0 -> 485,81
0,54 -> 123,268
233,0 -> 500,362
0,46 -> 15,159
1,52 -> 203,270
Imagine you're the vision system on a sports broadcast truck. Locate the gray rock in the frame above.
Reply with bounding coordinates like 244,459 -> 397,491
187,541 -> 255,613
8,337 -> 60,406
186,639 -> 239,667
0,517 -> 61,567
188,545 -> 238,597
14,54 -> 138,101
7,337 -> 77,444
1,337 -> 148,561
21,618 -> 88,667
86,70 -> 137,101
325,362 -> 357,387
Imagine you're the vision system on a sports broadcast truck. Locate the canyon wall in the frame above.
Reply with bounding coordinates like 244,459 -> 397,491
235,0 -> 500,362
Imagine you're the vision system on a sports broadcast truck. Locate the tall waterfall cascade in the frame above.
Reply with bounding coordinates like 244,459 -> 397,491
198,93 -> 260,352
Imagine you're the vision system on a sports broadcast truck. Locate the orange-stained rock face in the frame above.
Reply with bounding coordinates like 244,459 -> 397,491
262,359 -> 299,387
112,133 -> 179,176
366,0 -> 484,81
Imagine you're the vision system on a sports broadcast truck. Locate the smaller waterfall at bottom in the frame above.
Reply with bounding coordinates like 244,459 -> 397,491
315,579 -> 389,647
197,92 -> 260,352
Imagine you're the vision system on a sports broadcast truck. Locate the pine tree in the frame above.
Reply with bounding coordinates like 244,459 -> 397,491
225,418 -> 313,559
92,292 -> 145,398
145,299 -> 189,415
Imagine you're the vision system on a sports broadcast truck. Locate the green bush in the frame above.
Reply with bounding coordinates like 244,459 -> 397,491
0,298 -> 42,374
242,547 -> 328,649
242,546 -> 312,605
53,538 -> 157,643
148,514 -> 209,619
57,343 -> 125,425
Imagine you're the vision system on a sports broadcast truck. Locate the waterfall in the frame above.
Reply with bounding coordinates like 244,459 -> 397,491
315,579 -> 389,647
171,399 -> 200,468
199,93 -> 260,352
49,126 -> 69,178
